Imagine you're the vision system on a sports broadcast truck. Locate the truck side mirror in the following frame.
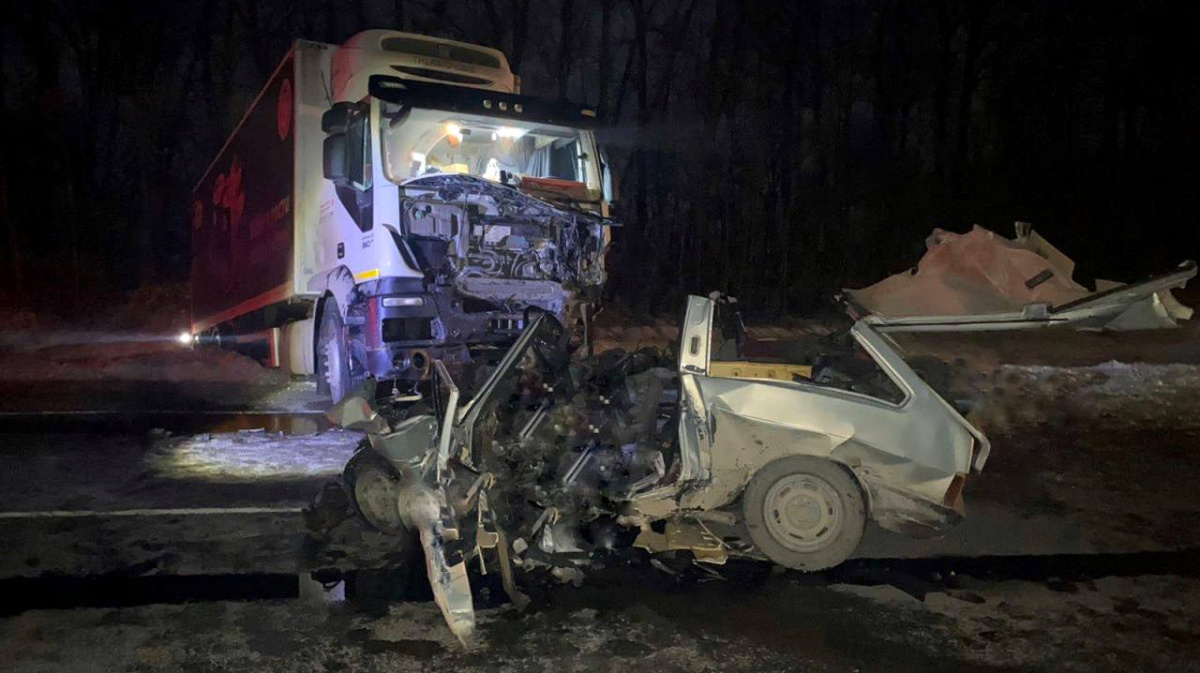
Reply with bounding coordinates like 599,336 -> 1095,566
323,135 -> 347,180
322,102 -> 368,185
321,103 -> 357,134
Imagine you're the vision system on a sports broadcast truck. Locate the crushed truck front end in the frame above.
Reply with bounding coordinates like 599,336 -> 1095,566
310,71 -> 615,394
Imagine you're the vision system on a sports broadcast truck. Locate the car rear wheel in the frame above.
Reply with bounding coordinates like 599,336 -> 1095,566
742,456 -> 867,571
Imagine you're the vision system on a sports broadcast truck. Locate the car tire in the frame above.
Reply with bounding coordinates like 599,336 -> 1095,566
742,455 -> 867,571
317,300 -> 353,403
343,449 -> 408,534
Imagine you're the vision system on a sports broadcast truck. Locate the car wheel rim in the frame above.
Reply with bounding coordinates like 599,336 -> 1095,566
355,470 -> 403,530
763,474 -> 843,552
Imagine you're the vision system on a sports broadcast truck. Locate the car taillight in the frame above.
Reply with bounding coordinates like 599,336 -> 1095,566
943,473 -> 967,514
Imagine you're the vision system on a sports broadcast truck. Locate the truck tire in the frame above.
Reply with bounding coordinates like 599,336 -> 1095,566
317,300 -> 353,403
742,456 -> 867,571
344,449 -> 407,534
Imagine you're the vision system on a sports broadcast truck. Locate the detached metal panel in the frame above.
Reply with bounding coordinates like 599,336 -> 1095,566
191,48 -> 300,333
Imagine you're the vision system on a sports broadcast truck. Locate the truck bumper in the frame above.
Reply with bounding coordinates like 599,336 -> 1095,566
351,288 -> 534,382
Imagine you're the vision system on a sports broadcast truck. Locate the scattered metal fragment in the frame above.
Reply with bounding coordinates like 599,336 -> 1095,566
649,558 -> 679,577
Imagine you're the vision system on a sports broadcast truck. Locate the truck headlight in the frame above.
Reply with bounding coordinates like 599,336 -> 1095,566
382,296 -> 425,308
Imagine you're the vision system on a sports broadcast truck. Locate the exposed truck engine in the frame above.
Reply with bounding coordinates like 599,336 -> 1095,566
382,173 -> 608,348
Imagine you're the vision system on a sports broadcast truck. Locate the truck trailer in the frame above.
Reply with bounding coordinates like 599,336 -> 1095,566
190,30 -> 616,401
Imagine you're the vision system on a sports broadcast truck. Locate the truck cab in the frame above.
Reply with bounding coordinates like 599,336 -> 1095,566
309,31 -> 615,400
190,31 -> 615,402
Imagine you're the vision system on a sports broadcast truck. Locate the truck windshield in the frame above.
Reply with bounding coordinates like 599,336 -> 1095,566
380,105 -> 601,195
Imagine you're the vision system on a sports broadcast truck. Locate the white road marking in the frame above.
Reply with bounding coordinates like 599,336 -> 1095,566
0,506 -> 304,519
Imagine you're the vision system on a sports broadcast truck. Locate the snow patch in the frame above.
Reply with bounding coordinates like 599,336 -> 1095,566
149,429 -> 360,481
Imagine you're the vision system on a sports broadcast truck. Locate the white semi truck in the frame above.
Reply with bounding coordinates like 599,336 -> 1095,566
190,30 -> 616,400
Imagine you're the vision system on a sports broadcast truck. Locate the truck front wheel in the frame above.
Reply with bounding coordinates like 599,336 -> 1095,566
317,300 -> 353,403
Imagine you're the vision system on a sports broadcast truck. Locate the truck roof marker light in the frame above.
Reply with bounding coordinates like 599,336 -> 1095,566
483,100 -> 493,109
498,101 -> 508,111
514,103 -> 523,113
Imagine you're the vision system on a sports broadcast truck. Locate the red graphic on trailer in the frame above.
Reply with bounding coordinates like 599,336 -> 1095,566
212,157 -> 246,227
277,78 -> 293,141
191,51 -> 296,325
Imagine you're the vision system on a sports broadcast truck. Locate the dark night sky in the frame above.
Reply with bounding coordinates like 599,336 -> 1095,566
0,0 -> 1197,314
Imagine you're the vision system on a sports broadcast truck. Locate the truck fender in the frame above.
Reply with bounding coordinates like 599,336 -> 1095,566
307,266 -> 356,319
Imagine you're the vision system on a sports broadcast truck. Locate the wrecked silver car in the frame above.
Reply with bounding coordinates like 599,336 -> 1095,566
327,294 -> 989,642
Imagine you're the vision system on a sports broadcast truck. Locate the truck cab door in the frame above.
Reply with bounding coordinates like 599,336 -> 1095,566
322,101 -> 374,234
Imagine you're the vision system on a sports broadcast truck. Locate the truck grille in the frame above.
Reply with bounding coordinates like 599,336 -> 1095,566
382,317 -> 434,342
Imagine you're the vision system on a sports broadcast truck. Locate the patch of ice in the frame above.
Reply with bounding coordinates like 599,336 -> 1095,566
149,429 -> 360,481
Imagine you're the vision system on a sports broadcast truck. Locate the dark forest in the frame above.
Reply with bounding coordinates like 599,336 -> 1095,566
1,0 -> 1197,314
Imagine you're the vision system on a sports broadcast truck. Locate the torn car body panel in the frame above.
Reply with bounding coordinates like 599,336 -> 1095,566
846,223 -> 1195,331
861,260 -> 1197,333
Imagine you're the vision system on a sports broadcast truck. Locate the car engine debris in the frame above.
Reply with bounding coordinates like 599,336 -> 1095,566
318,316 -> 683,644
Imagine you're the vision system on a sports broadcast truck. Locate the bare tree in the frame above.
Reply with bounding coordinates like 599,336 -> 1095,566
556,0 -> 576,100
0,16 -> 22,300
952,0 -> 995,190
